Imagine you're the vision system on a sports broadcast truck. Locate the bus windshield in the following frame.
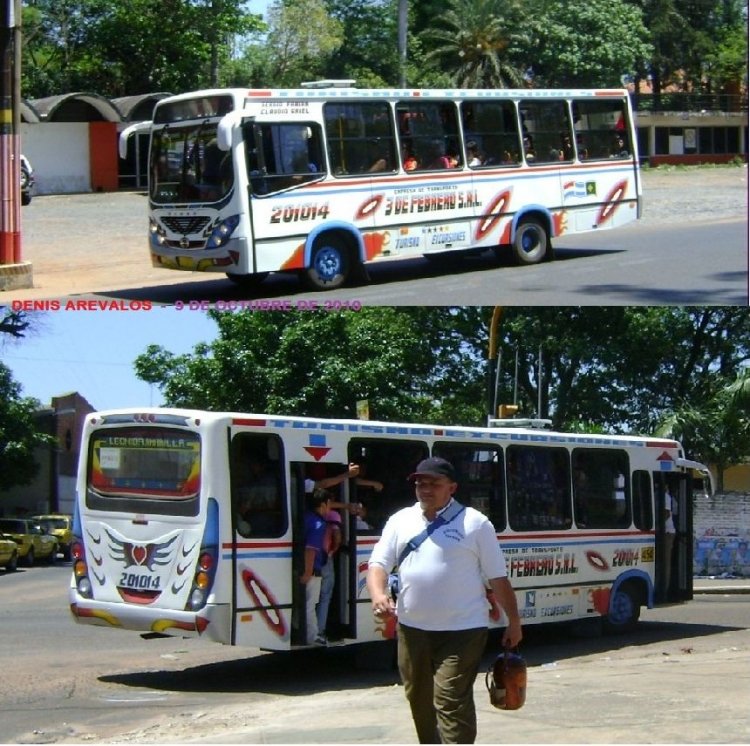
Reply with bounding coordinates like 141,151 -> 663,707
150,123 -> 234,204
87,427 -> 201,516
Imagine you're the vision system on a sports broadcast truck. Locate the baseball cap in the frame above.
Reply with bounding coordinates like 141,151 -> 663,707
407,457 -> 456,482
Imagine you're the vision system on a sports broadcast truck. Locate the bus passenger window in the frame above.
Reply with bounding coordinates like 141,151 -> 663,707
431,443 -> 505,531
395,101 -> 459,171
461,101 -> 521,167
572,99 -> 632,161
518,100 -> 574,165
572,448 -> 630,529
324,102 -> 397,176
231,433 -> 285,537
244,123 -> 325,195
507,445 -> 571,531
348,439 -> 429,531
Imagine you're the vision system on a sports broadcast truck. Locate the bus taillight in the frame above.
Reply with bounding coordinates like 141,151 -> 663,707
186,498 -> 219,612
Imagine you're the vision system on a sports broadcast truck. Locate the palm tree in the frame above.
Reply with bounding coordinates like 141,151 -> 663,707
656,369 -> 750,492
420,0 -> 526,88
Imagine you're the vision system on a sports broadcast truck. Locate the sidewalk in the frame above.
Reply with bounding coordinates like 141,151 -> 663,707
693,576 -> 750,594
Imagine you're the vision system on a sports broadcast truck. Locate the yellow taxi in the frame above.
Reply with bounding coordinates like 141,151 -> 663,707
33,514 -> 73,561
0,534 -> 18,571
0,518 -> 58,567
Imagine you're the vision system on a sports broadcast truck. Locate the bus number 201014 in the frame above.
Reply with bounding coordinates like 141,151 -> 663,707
270,203 -> 330,223
119,572 -> 161,590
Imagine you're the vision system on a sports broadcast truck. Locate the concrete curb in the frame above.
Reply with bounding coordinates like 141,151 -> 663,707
0,261 -> 33,291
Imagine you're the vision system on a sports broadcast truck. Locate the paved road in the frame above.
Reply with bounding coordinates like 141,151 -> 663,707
7,166 -> 748,305
2,566 -> 748,744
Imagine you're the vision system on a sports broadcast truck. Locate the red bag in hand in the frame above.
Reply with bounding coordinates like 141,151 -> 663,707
485,646 -> 527,710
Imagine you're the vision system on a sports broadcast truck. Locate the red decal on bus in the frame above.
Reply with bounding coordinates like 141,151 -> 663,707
596,179 -> 627,225
241,568 -> 287,637
476,190 -> 512,241
586,550 -> 610,571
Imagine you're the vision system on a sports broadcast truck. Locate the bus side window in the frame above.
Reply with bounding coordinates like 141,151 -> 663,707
431,443 -> 505,531
632,470 -> 653,530
231,433 -> 285,537
461,101 -> 521,168
324,102 -> 397,176
395,101 -> 459,171
572,98 -> 632,161
507,445 -> 571,530
348,439 -> 429,531
518,100 -> 574,165
572,448 -> 630,529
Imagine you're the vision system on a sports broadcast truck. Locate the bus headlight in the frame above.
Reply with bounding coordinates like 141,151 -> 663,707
149,218 -> 167,246
206,215 -> 240,249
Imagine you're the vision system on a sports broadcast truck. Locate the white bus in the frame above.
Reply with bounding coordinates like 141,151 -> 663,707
70,409 -> 710,651
120,83 -> 642,290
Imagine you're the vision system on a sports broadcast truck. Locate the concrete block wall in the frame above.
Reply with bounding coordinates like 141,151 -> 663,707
693,491 -> 750,577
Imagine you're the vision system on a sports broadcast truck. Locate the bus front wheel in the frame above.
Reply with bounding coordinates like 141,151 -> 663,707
603,582 -> 641,633
304,236 -> 351,290
511,218 -> 550,265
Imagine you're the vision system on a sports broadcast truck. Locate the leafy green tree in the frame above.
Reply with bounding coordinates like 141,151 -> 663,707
522,0 -> 652,87
419,0 -> 527,88
656,369 -> 750,492
134,308 -> 488,424
324,0 -> 400,86
264,0 -> 344,86
21,0 -> 262,97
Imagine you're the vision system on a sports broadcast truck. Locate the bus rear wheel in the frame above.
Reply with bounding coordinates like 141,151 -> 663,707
304,236 -> 351,290
511,218 -> 550,265
603,582 -> 641,633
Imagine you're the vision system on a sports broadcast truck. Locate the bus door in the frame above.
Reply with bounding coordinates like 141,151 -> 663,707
228,427 -> 290,650
288,460 -> 361,645
653,471 -> 693,603
672,474 -> 693,602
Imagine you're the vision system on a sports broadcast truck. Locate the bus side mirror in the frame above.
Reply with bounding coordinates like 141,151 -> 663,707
217,111 -> 245,151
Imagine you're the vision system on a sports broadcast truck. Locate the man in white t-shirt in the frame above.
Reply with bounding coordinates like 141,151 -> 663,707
367,457 -> 522,744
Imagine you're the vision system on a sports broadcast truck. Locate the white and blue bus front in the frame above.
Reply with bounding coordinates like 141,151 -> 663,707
69,411 -> 230,644
146,91 -> 253,277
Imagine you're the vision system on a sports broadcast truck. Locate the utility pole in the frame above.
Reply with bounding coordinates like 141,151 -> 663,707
0,0 -> 31,290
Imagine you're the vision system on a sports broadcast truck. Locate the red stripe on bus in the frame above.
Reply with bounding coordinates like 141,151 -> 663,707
232,418 -> 267,426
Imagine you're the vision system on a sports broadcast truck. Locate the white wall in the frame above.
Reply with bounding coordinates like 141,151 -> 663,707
21,122 -> 91,194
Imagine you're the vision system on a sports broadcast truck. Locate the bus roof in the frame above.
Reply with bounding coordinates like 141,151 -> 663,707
88,408 -> 681,451
155,86 -> 630,107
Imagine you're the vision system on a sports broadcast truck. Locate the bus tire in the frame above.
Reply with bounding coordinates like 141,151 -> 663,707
24,547 -> 35,568
511,218 -> 550,265
304,236 -> 351,290
603,582 -> 641,634
226,272 -> 269,288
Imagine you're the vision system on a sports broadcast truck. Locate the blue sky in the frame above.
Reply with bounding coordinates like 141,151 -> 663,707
1,308 -> 219,411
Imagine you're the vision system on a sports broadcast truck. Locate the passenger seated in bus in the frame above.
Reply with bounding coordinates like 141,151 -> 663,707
401,143 -> 418,171
523,136 -> 536,162
611,136 -> 629,158
466,140 -> 483,167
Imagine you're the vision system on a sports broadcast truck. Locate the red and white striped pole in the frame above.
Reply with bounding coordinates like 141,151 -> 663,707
0,0 -> 21,265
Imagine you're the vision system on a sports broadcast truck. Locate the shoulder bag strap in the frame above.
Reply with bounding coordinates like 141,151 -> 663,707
397,501 -> 465,567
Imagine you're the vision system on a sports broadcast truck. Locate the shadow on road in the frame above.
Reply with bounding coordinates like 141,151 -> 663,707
96,246 -> 620,306
99,618 -> 741,697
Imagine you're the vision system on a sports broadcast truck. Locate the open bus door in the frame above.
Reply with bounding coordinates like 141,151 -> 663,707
653,471 -> 693,604
289,461 -> 358,646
